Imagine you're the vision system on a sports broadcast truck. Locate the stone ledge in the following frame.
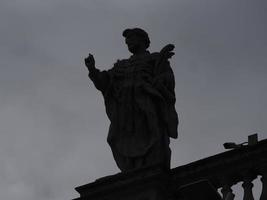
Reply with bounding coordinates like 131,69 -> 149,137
74,165 -> 172,200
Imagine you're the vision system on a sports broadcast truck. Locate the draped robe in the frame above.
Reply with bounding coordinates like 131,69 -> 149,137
89,51 -> 178,171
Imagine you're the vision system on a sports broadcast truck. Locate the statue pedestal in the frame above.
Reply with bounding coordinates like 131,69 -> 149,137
73,165 -> 223,200
73,166 -> 173,200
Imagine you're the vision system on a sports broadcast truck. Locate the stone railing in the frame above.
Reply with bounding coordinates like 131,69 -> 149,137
170,138 -> 267,200
74,138 -> 267,200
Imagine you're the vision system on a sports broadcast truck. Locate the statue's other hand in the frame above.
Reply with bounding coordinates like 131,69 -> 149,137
84,53 -> 96,72
160,44 -> 175,59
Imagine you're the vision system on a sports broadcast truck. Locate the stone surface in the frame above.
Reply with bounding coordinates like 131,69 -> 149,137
74,165 -> 173,200
84,28 -> 178,172
74,139 -> 267,200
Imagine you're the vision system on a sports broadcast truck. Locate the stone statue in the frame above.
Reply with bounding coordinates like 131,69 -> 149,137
84,28 -> 178,172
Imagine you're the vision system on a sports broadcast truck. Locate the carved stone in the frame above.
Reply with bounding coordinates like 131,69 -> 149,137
260,169 -> 267,200
242,180 -> 254,200
221,185 -> 235,200
74,138 -> 267,200
74,166 -> 172,200
85,28 -> 178,172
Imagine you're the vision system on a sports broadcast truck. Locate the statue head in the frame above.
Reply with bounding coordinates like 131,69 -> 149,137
122,28 -> 150,54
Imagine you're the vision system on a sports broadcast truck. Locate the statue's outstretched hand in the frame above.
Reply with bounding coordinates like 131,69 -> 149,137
160,44 -> 175,59
84,53 -> 96,72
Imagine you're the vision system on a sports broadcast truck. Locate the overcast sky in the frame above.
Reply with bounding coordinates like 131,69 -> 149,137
0,0 -> 266,199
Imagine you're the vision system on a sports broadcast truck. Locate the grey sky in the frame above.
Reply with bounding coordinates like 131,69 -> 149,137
0,0 -> 266,199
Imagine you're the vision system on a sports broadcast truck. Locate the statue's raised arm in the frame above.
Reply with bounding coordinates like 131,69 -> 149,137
84,53 -> 110,93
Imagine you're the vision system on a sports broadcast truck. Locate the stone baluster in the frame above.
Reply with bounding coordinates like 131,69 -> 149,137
242,174 -> 256,200
225,192 -> 235,200
221,184 -> 235,200
260,171 -> 267,200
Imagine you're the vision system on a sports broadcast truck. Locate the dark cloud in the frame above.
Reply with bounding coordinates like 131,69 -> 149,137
0,0 -> 266,199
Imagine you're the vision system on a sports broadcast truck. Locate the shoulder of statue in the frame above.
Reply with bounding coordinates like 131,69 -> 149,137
117,58 -> 129,64
150,52 -> 160,57
150,52 -> 161,60
110,59 -> 129,71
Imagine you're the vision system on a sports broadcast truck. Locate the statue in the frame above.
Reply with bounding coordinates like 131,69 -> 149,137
84,28 -> 178,172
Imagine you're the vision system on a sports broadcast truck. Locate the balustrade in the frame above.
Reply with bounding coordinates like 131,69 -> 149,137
242,174 -> 256,200
260,169 -> 267,200
74,138 -> 267,200
221,184 -> 235,200
171,138 -> 267,200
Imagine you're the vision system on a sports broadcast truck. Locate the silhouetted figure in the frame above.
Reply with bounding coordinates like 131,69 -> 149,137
85,28 -> 178,172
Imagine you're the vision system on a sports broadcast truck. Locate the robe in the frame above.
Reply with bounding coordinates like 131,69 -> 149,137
89,51 -> 178,171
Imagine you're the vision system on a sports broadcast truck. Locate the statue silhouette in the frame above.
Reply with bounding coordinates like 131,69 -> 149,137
85,28 -> 178,171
